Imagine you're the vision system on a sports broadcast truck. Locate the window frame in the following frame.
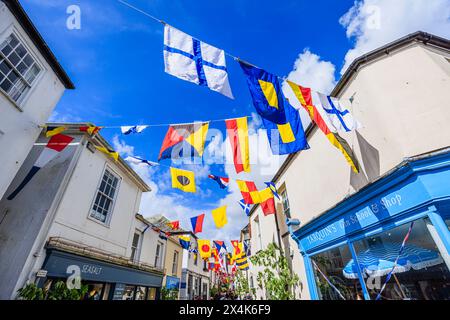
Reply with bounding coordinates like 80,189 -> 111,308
155,241 -> 164,268
87,165 -> 121,227
172,250 -> 179,275
130,230 -> 142,262
280,189 -> 291,218
0,28 -> 44,109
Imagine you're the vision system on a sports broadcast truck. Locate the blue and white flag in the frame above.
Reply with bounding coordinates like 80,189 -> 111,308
164,25 -> 234,99
315,92 -> 361,133
125,156 -> 159,167
121,125 -> 148,135
264,181 -> 280,200
238,199 -> 251,216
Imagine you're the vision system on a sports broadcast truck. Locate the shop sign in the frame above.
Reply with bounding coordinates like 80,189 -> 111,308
36,270 -> 47,278
112,283 -> 126,300
166,276 -> 180,290
299,183 -> 428,252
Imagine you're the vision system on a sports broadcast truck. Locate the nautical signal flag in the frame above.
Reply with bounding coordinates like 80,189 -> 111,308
287,81 -> 359,173
190,213 -> 205,234
213,240 -> 227,254
7,134 -> 74,200
239,62 -> 309,155
316,92 -> 361,133
158,122 -> 209,161
79,125 -> 102,136
179,235 -> 191,250
211,206 -> 227,229
120,125 -> 148,135
264,182 -> 280,200
230,240 -> 242,257
236,254 -> 249,271
259,188 -> 276,216
125,156 -> 159,167
238,199 -> 251,216
45,126 -> 67,138
208,174 -> 229,189
236,180 -> 261,204
225,117 -> 251,173
95,146 -> 119,162
197,239 -> 212,259
164,25 -> 234,99
168,220 -> 180,230
171,167 -> 196,193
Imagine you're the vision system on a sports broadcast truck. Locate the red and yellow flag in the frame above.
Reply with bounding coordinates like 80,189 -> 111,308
236,180 -> 261,204
197,239 -> 212,260
259,188 -> 276,216
225,117 -> 251,174
287,80 -> 359,173
80,125 -> 102,136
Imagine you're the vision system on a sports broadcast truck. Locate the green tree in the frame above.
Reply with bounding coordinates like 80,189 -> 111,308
235,270 -> 256,299
160,287 -> 179,300
249,242 -> 301,300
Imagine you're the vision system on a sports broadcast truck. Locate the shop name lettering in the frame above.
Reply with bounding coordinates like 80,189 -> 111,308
81,264 -> 102,275
306,194 -> 403,245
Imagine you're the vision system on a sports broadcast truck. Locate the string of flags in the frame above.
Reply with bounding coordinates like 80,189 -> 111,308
22,1 -> 368,277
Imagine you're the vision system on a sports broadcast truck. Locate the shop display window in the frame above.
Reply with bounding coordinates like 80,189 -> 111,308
352,218 -> 450,300
121,285 -> 136,300
146,287 -> 157,300
311,245 -> 364,300
135,286 -> 147,300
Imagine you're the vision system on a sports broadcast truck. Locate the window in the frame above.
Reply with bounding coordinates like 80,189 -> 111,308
352,218 -> 450,300
193,251 -> 198,266
130,231 -> 141,262
90,168 -> 120,224
172,250 -> 179,275
281,189 -> 291,218
254,216 -> 262,252
0,33 -> 41,104
311,244 -> 364,300
155,241 -> 164,268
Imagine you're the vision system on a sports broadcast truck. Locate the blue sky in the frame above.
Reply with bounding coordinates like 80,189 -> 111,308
21,0 -> 450,242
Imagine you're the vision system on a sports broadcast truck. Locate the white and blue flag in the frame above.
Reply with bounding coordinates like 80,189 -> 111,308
238,199 -> 251,216
121,125 -> 148,135
125,156 -> 159,167
164,25 -> 234,99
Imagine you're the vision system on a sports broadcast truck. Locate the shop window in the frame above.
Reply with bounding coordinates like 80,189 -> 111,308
121,285 -> 136,300
135,286 -> 147,300
311,244 -> 364,300
146,287 -> 157,300
352,218 -> 450,300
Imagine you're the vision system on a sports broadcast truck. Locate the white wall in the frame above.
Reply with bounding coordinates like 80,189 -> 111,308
0,3 -> 66,200
47,143 -> 143,256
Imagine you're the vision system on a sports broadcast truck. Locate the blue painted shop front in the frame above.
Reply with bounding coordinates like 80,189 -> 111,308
288,150 -> 450,300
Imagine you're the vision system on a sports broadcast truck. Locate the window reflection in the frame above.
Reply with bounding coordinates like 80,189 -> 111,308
311,245 -> 364,300
352,218 -> 450,300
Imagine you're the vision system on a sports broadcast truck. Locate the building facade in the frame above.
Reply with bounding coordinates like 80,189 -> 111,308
247,31 -> 450,300
0,124 -> 166,300
0,0 -> 73,200
180,248 -> 210,300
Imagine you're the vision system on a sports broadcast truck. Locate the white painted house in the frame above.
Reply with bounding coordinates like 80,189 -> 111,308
0,123 -> 168,300
0,0 -> 74,201
180,245 -> 210,300
246,32 -> 450,300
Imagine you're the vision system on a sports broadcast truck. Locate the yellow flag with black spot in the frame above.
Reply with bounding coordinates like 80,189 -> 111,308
170,167 -> 196,193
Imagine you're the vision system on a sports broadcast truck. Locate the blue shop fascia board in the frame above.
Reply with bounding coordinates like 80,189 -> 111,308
43,249 -> 164,288
292,150 -> 450,256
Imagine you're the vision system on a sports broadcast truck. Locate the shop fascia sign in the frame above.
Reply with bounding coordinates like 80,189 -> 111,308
301,191 -> 407,252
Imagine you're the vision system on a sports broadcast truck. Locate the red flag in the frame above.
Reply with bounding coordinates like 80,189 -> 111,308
225,117 -> 250,174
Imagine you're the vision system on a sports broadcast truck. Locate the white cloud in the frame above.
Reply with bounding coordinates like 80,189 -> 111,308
339,0 -> 450,74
